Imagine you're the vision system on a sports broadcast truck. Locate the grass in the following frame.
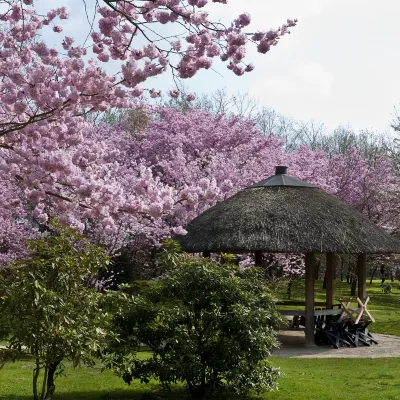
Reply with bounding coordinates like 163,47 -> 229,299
2,358 -> 400,400
276,279 -> 400,336
269,358 -> 400,400
0,358 -> 165,400
1,279 -> 399,399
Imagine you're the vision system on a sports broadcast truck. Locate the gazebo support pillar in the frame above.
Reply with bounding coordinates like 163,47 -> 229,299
326,253 -> 335,309
254,251 -> 262,267
305,253 -> 316,347
357,253 -> 367,300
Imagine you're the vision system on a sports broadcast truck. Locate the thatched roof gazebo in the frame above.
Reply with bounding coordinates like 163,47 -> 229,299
175,166 -> 400,345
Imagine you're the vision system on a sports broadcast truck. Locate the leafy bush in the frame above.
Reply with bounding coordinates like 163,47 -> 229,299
381,283 -> 393,294
0,221 -> 115,400
105,242 -> 282,398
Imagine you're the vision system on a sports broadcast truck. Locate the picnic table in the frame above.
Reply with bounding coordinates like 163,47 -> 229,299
277,297 -> 378,349
278,300 -> 342,330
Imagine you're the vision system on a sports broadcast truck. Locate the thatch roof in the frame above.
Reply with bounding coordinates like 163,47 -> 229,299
175,168 -> 400,254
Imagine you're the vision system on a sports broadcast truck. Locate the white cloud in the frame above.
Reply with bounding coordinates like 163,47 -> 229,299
256,75 -> 297,96
206,0 -> 337,30
252,63 -> 333,100
290,63 -> 334,97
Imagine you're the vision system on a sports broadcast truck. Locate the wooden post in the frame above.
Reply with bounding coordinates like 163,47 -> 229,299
326,253 -> 335,309
254,251 -> 262,267
305,253 -> 316,347
358,253 -> 367,300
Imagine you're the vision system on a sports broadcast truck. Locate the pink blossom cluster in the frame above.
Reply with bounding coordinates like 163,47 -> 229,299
1,105 -> 398,270
0,1 -> 296,139
0,8 -> 136,139
238,253 -> 305,279
0,176 -> 33,267
0,113 -> 183,262
106,107 -> 400,233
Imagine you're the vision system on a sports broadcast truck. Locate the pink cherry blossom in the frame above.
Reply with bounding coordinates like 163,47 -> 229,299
1,106 -> 398,273
0,1 -> 297,140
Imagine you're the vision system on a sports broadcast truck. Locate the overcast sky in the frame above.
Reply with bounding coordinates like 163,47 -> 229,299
189,0 -> 400,133
41,0 -> 400,133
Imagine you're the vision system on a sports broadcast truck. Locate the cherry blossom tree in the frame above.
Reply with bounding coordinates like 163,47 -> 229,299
1,105 -> 399,274
0,178 -> 31,267
0,0 -> 297,265
91,107 -> 400,254
0,0 -> 297,138
2,2 -> 397,283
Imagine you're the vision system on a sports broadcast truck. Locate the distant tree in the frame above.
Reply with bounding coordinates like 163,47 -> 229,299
190,89 -> 396,158
390,109 -> 400,172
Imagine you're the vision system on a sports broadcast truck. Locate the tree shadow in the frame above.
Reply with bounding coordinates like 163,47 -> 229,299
0,388 -> 263,400
0,387 -> 189,400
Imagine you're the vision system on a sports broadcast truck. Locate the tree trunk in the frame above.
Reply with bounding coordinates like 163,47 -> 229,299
346,270 -> 351,284
351,279 -> 357,296
340,257 -> 344,281
44,361 -> 61,400
266,254 -> 274,278
326,253 -> 335,309
33,365 -> 40,400
40,366 -> 48,400
305,253 -> 316,347
287,281 -> 292,299
369,265 -> 378,284
254,251 -> 262,267
187,380 -> 206,400
315,260 -> 320,280
33,346 -> 41,400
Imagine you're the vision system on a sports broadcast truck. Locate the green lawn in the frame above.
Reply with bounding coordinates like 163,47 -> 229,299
269,358 -> 400,400
1,358 -> 400,400
277,279 -> 400,335
0,358 -> 161,400
1,279 -> 399,400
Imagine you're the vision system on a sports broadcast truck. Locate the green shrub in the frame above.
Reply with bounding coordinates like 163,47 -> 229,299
123,280 -> 153,295
381,283 -> 393,294
0,221 -> 115,400
105,242 -> 282,399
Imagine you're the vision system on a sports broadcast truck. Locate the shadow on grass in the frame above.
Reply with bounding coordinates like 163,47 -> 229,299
0,385 -> 264,400
0,388 -> 189,400
0,388 -> 261,400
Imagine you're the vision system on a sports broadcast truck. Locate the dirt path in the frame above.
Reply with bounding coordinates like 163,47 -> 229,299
273,330 -> 400,358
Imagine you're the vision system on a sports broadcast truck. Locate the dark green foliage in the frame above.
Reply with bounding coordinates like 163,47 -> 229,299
106,242 -> 282,399
0,221 -> 115,400
381,283 -> 392,294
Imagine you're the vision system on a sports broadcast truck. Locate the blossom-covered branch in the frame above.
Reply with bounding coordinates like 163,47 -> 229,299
0,0 -> 296,138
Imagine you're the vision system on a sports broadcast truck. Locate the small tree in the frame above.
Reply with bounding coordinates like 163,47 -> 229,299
0,221 -> 114,400
106,243 -> 282,399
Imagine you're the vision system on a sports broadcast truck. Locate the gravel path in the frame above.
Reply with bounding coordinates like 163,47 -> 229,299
273,330 -> 400,358
3,332 -> 400,358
